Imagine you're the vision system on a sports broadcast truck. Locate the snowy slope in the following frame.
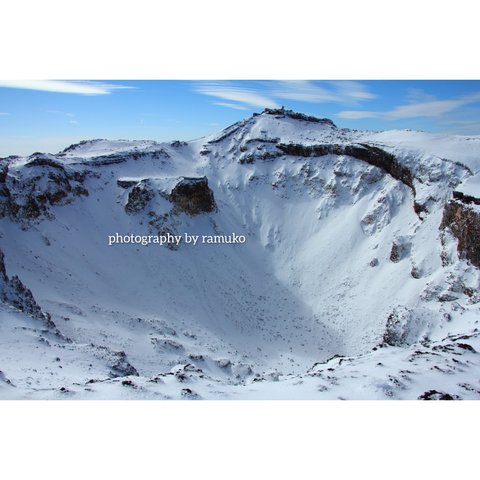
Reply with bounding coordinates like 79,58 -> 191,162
1,108 -> 479,399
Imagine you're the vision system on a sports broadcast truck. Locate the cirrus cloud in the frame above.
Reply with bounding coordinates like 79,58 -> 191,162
337,92 -> 480,120
0,80 -> 133,95
196,81 -> 377,111
196,83 -> 279,109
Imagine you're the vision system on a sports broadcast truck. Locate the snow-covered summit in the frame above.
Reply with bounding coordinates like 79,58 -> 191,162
59,138 -> 163,159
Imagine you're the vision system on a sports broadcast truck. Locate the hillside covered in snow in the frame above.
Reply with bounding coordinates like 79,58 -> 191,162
1,108 -> 480,399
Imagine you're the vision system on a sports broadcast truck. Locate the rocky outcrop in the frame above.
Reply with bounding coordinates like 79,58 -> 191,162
125,181 -> 155,214
276,143 -> 415,192
382,306 -> 433,346
441,196 -> 480,268
417,390 -> 459,400
390,238 -> 411,263
86,150 -> 169,166
117,179 -> 139,189
263,108 -> 337,127
170,177 -> 216,215
109,350 -> 139,378
90,345 -> 139,378
452,190 -> 480,206
0,248 -> 53,325
0,156 -> 88,224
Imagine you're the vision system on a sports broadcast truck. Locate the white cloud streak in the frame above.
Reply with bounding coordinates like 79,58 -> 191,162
196,81 -> 376,110
214,102 -> 249,110
274,80 -> 377,103
272,81 -> 339,103
0,80 -> 132,95
330,80 -> 377,101
337,92 -> 480,120
196,83 -> 279,109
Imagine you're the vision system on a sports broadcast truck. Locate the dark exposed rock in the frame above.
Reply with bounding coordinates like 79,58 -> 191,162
85,154 -> 127,166
417,390 -> 459,400
390,239 -> 411,263
441,198 -> 480,268
151,337 -> 184,351
26,157 -> 64,170
456,343 -> 476,352
0,248 -> 53,325
109,351 -> 139,378
245,137 -> 280,144
276,143 -> 415,192
121,379 -> 136,387
453,190 -> 480,206
0,249 -> 7,282
117,179 -> 138,189
181,388 -> 201,399
169,177 -> 216,215
171,140 -> 188,148
413,201 -> 428,217
5,276 -> 46,319
125,182 -> 154,214
239,151 -> 280,164
131,150 -> 169,161
263,108 -> 337,127
382,306 -> 429,347
61,139 -> 106,153
411,266 -> 422,279
438,292 -> 459,302
0,370 -> 14,386
0,157 -> 88,224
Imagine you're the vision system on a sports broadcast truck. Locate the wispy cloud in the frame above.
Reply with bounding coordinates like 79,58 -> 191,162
214,102 -> 249,111
337,92 -> 480,120
0,112 -> 9,116
0,80 -> 133,95
273,80 -> 377,103
337,110 -> 381,119
330,81 -> 377,101
272,81 -> 339,103
196,83 -> 279,109
196,80 -> 376,110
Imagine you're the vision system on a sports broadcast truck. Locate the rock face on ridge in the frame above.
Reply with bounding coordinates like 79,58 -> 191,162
169,177 -> 216,215
0,248 -> 51,324
0,155 -> 88,224
441,194 -> 480,268
125,181 -> 155,214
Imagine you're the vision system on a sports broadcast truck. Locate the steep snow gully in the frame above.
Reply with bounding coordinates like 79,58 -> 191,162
1,108 -> 480,399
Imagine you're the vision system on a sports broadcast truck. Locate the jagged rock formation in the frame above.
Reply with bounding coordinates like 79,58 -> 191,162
125,180 -> 155,214
382,306 -> 433,346
0,248 -> 52,325
262,108 -> 337,127
169,177 -> 216,215
108,350 -> 139,378
441,194 -> 480,268
0,155 -> 88,224
390,238 -> 412,263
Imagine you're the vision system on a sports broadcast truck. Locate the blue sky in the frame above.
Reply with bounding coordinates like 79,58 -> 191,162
1,80 -> 480,157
